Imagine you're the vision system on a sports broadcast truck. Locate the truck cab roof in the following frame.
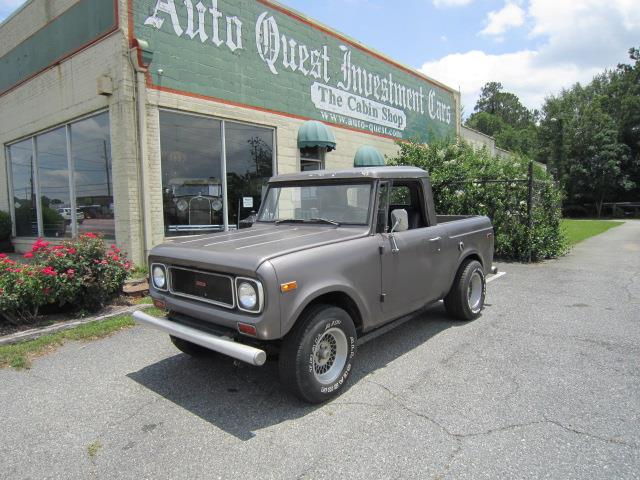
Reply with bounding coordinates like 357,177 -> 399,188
269,166 -> 428,184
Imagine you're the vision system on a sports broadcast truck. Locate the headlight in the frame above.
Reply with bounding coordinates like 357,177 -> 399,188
238,282 -> 257,309
151,264 -> 167,290
236,278 -> 263,312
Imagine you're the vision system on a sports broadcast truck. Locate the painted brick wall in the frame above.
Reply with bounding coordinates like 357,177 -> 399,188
0,0 -> 79,57
0,0 -> 146,263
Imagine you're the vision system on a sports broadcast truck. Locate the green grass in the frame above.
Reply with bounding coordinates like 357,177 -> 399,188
0,307 -> 164,370
562,219 -> 624,246
87,440 -> 102,459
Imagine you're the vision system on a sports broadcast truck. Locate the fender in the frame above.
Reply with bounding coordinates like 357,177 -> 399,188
280,280 -> 372,338
443,247 -> 484,294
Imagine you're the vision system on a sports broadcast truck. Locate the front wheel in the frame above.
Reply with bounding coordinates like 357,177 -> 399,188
279,304 -> 357,403
444,260 -> 486,321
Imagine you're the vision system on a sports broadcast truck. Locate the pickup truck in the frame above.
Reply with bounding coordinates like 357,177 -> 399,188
135,166 -> 494,403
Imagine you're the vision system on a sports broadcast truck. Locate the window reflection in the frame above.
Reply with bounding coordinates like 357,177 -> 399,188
71,112 -> 114,239
225,122 -> 273,227
37,127 -> 70,238
160,111 -> 223,236
9,140 -> 37,236
8,112 -> 114,239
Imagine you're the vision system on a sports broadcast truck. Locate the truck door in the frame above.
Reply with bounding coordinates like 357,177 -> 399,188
377,180 -> 448,321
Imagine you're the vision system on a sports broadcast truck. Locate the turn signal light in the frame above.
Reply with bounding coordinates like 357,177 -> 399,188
238,322 -> 257,336
153,299 -> 166,309
280,281 -> 297,292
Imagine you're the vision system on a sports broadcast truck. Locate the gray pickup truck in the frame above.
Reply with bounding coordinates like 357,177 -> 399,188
135,166 -> 494,403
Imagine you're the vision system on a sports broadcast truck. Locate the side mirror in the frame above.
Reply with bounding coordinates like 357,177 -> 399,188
390,209 -> 409,233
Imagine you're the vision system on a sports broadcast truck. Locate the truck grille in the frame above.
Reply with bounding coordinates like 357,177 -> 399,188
169,267 -> 234,308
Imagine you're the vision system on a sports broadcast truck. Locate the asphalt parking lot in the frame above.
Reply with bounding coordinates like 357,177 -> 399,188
1,221 -> 639,479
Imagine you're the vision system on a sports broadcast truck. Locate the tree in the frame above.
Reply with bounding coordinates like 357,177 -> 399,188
566,102 -> 629,217
466,82 -> 538,158
538,47 -> 639,215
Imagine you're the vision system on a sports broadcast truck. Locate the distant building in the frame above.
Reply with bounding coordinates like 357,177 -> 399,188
461,126 -> 512,160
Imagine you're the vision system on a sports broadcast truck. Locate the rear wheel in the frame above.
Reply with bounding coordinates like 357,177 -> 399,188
444,260 -> 486,321
279,304 -> 357,403
170,335 -> 214,358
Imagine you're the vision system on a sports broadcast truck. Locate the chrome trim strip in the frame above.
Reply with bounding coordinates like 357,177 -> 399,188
168,266 -> 235,309
449,227 -> 493,239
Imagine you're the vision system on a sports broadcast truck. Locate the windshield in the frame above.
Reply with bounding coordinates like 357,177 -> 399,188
258,183 -> 373,225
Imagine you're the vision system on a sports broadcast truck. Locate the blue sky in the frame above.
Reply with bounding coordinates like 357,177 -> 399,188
1,0 -> 638,113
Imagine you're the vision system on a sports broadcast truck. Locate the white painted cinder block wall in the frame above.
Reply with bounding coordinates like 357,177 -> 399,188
0,0 -> 143,261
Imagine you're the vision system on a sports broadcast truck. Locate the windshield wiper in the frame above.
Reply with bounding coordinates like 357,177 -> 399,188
275,218 -> 340,226
307,217 -> 340,226
275,218 -> 306,224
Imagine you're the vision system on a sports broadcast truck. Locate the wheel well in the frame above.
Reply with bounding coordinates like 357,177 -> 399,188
461,253 -> 482,270
305,291 -> 364,333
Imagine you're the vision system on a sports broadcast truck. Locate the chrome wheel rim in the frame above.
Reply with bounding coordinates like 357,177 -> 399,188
313,327 -> 348,385
468,271 -> 483,311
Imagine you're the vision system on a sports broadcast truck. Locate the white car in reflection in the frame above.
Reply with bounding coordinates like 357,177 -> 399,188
57,208 -> 85,224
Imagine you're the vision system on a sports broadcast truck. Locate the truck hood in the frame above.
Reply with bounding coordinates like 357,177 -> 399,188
149,223 -> 370,274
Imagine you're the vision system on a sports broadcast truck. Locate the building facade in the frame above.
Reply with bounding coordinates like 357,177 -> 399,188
0,0 -> 461,264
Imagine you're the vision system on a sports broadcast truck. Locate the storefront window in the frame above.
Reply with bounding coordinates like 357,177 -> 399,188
159,111 -> 274,235
300,147 -> 324,171
71,112 -> 115,239
225,122 -> 273,227
9,140 -> 37,236
6,111 -> 113,239
36,127 -> 71,238
160,111 -> 223,235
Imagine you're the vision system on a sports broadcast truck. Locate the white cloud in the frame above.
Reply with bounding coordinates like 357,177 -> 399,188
421,0 -> 640,113
480,3 -> 526,36
432,0 -> 474,7
421,50 -> 600,113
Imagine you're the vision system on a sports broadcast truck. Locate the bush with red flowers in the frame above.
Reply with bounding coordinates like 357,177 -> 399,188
0,234 -> 132,324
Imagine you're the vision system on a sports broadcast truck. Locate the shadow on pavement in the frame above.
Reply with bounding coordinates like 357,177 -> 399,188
127,302 -> 462,440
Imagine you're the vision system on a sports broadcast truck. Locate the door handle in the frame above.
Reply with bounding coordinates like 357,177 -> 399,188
426,236 -> 442,252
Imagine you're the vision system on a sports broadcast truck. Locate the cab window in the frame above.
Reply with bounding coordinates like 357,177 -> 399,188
389,181 -> 427,230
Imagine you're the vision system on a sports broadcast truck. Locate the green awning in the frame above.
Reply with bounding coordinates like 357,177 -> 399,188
354,145 -> 385,167
297,120 -> 336,151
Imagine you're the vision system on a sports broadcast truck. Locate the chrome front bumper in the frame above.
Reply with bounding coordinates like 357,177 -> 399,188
133,311 -> 267,366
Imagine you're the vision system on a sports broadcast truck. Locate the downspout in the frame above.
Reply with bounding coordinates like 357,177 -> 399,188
128,39 -> 154,259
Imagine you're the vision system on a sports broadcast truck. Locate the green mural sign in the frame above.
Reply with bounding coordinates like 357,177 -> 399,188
133,0 -> 457,142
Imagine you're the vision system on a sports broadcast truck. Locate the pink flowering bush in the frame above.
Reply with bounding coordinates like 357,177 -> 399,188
0,234 -> 132,324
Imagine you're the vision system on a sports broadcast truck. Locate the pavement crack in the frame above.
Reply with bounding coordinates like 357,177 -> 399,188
366,379 -> 458,437
543,415 -> 639,449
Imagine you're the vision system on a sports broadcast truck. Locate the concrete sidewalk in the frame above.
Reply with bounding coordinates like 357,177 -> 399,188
1,221 -> 638,479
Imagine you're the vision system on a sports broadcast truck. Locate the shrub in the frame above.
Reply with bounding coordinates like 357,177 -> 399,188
389,139 -> 567,262
0,211 -> 11,241
0,234 -> 132,324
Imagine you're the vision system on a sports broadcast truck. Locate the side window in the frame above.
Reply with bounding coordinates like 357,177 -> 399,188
376,182 -> 389,233
389,181 -> 427,230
